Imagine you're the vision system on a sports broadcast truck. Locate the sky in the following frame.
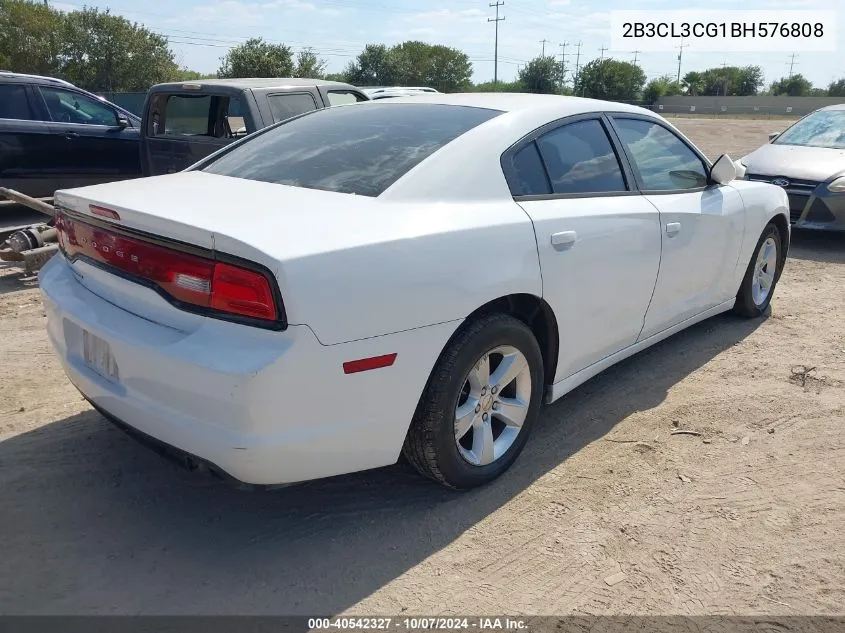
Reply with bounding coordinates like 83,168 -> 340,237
49,0 -> 842,89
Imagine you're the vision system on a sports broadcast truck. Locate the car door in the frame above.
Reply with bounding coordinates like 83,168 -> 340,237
504,115 -> 662,382
38,85 -> 140,189
143,92 -> 248,176
0,82 -> 58,198
607,115 -> 746,340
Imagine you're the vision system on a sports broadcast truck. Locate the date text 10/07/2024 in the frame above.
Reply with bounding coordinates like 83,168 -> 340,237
308,618 -> 529,631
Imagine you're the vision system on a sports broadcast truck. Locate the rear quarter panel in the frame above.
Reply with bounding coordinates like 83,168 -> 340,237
243,200 -> 543,346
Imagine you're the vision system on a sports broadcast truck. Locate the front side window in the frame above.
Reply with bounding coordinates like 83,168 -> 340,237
162,94 -> 212,136
0,84 -> 35,120
774,109 -> 845,149
536,119 -> 628,195
267,92 -> 318,123
613,118 -> 708,191
40,87 -> 117,126
202,103 -> 501,197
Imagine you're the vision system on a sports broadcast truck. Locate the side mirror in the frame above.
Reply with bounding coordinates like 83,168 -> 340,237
115,114 -> 130,128
768,132 -> 779,142
709,153 -> 737,185
733,159 -> 747,180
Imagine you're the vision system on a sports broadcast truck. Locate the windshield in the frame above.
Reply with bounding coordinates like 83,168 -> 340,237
201,103 -> 501,196
774,110 -> 845,149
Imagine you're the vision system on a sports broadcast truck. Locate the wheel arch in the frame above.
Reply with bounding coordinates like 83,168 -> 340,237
434,294 -> 560,392
768,211 -> 790,273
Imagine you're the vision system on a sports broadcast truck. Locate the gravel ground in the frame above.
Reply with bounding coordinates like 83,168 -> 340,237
0,118 -> 843,617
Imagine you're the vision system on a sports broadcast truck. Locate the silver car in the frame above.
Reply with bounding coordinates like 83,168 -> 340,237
739,104 -> 845,231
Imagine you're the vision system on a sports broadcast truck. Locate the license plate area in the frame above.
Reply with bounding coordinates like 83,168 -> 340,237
83,330 -> 120,383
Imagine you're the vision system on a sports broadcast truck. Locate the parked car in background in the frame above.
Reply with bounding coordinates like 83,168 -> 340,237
363,86 -> 441,100
0,71 -> 141,199
140,78 -> 369,176
738,103 -> 845,231
42,94 -> 789,490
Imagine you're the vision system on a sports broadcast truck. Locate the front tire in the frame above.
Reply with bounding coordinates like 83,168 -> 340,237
733,222 -> 783,318
402,314 -> 544,489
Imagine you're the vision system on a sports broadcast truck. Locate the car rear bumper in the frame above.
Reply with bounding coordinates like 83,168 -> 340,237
39,255 -> 457,485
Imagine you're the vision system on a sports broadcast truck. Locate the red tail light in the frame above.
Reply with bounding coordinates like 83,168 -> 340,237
55,210 -> 281,326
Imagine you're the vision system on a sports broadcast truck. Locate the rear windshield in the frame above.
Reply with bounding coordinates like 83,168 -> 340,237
201,103 -> 502,196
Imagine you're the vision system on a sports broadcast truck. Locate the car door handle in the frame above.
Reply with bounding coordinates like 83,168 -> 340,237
63,132 -> 79,139
666,222 -> 681,237
551,231 -> 577,248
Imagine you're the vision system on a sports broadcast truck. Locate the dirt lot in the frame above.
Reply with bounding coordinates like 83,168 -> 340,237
1,118 -> 843,616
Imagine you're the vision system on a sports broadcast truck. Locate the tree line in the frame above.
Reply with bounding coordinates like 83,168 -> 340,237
3,0 -> 844,100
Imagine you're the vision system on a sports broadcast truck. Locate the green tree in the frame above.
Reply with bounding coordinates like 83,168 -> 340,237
344,41 -> 472,92
343,43 -> 394,86
828,78 -> 845,97
173,68 -> 217,81
574,58 -> 646,101
60,7 -> 178,92
643,75 -> 682,104
294,47 -> 326,79
0,0 -> 62,76
681,71 -> 704,96
699,65 -> 763,96
470,80 -> 523,92
517,56 -> 562,94
324,71 -> 348,82
770,73 -> 814,97
218,37 -> 293,78
388,41 -> 472,92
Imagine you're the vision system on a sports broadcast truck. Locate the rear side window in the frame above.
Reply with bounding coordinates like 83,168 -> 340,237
202,103 -> 502,197
326,90 -> 368,106
536,119 -> 627,194
510,142 -> 551,196
267,92 -> 318,123
0,84 -> 35,120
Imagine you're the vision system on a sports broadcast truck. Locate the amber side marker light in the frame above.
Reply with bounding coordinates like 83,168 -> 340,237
343,353 -> 398,374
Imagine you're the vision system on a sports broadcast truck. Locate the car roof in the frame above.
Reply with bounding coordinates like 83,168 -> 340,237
819,103 -> 845,111
150,78 -> 359,91
362,92 -> 654,116
0,71 -> 75,87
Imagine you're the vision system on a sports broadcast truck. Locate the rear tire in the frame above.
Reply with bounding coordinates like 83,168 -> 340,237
402,314 -> 544,489
733,222 -> 783,318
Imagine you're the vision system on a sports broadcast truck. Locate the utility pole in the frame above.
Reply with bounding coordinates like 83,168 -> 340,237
540,38 -> 550,57
488,1 -> 505,84
574,41 -> 582,93
599,46 -> 608,62
787,53 -> 798,77
676,37 -> 687,83
632,50 -> 640,66
559,42 -> 568,87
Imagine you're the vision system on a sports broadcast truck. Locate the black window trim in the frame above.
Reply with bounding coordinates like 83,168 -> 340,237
604,112 -> 716,196
501,112 -> 639,201
265,90 -> 319,123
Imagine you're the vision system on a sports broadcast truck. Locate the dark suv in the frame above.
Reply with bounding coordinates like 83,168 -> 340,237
0,72 -> 141,199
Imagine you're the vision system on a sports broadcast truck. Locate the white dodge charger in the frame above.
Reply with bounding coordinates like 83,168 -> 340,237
40,93 -> 790,489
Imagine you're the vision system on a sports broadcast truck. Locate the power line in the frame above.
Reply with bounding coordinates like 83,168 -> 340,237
488,0 -> 505,84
